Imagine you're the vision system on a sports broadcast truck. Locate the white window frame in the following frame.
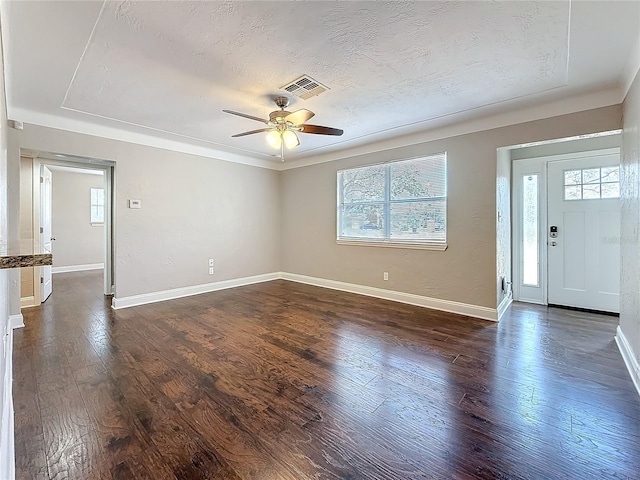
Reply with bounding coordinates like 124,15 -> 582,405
90,187 -> 105,225
512,157 -> 548,305
336,153 -> 447,251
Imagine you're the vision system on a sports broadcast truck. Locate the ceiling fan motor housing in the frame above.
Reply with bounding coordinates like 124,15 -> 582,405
274,96 -> 290,109
269,110 -> 291,125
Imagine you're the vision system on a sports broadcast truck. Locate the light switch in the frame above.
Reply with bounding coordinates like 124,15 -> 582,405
128,199 -> 142,209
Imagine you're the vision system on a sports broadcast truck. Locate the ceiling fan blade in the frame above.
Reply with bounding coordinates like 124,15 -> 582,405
299,124 -> 344,136
223,110 -> 268,124
285,109 -> 315,125
232,128 -> 272,137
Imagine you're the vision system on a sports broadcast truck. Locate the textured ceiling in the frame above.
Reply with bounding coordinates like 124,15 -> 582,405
2,1 -> 639,165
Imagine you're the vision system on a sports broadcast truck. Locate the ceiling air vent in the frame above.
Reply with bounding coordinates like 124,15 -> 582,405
280,75 -> 328,100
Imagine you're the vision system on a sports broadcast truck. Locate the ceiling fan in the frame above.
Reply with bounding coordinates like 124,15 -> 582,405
223,96 -> 343,161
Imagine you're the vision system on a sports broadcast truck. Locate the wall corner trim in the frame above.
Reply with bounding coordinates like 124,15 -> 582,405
1,327 -> 16,480
281,272 -> 499,322
497,294 -> 513,322
8,314 -> 24,330
615,326 -> 640,397
111,272 -> 281,309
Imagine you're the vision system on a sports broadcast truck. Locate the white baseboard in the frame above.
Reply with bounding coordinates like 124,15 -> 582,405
497,294 -> 513,321
52,263 -> 104,274
8,314 -> 24,330
19,296 -> 36,309
615,326 -> 640,397
111,271 -> 501,322
1,325 -> 16,480
281,272 -> 499,322
112,272 -> 281,309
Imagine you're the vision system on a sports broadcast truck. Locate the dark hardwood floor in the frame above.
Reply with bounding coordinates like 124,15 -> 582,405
13,270 -> 640,479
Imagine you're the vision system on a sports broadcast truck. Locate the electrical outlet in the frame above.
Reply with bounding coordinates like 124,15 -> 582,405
208,258 -> 214,267
383,272 -> 389,281
208,267 -> 214,275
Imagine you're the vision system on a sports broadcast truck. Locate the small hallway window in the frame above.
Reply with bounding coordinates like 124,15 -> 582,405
91,188 -> 105,225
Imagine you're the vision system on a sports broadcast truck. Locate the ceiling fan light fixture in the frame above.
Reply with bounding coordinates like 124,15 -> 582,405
282,130 -> 300,149
266,130 -> 281,149
224,96 -> 343,160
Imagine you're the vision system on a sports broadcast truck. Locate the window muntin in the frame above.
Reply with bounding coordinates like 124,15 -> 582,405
337,154 -> 446,245
90,188 -> 105,224
563,166 -> 620,200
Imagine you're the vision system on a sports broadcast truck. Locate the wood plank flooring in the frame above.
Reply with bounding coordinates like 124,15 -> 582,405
13,270 -> 640,479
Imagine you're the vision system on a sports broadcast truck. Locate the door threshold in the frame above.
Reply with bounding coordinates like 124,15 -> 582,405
548,304 -> 619,317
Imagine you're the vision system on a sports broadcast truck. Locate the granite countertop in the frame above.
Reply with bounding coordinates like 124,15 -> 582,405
0,253 -> 53,269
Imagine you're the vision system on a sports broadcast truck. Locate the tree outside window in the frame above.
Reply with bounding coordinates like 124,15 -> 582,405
337,154 -> 447,245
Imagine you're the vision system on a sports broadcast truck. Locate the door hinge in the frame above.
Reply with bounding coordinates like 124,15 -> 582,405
40,227 -> 43,234
40,176 -> 43,183
40,277 -> 43,284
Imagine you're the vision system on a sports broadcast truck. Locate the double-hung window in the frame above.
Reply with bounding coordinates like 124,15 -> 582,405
337,153 -> 447,249
90,188 -> 105,225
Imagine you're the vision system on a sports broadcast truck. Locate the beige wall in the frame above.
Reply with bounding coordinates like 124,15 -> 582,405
620,68 -> 640,382
281,105 -> 622,310
51,169 -> 104,268
7,124 -> 281,303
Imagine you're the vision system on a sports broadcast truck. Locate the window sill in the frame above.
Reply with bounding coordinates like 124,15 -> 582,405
336,239 -> 447,251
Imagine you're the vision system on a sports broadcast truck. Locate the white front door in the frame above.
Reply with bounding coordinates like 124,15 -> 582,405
547,153 -> 620,313
41,165 -> 53,302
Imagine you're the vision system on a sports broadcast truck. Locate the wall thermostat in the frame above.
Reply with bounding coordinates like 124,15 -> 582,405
128,199 -> 142,209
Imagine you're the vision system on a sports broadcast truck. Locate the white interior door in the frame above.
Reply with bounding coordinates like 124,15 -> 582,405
41,165 -> 53,302
547,153 -> 620,313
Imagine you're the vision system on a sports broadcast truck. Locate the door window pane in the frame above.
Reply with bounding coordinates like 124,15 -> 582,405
582,168 -> 600,184
564,186 -> 581,200
601,182 -> 620,198
564,170 -> 581,185
522,175 -> 539,287
601,167 -> 619,182
582,184 -> 601,199
563,166 -> 620,200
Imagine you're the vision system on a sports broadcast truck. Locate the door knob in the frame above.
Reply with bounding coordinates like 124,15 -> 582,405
550,241 -> 557,247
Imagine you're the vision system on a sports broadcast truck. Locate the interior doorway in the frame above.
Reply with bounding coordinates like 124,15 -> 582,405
511,143 -> 621,314
19,150 -> 115,307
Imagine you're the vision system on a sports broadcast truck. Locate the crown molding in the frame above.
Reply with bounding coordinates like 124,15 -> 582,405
9,107 -> 282,171
279,86 -> 622,171
8,84 -> 622,173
